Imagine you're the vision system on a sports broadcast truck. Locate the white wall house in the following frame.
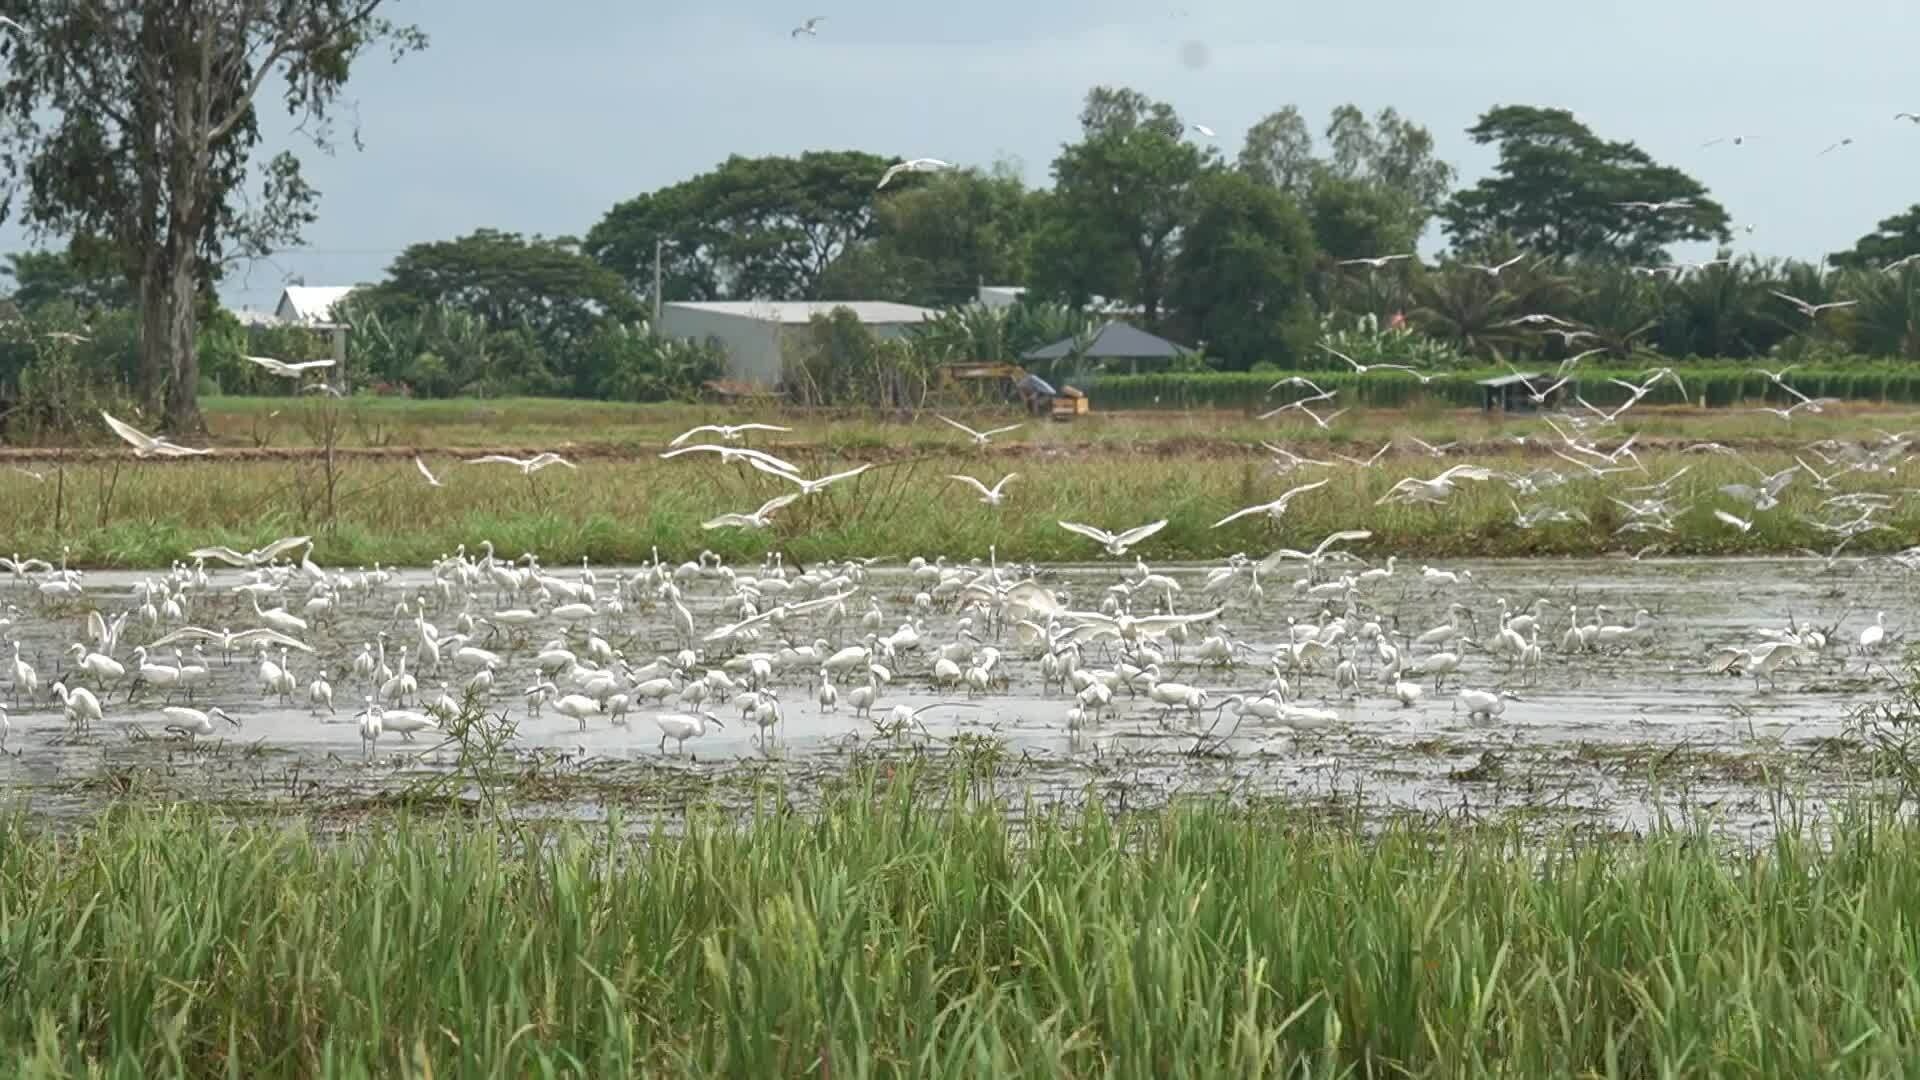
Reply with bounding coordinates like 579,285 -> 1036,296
657,301 -> 939,388
274,286 -> 357,327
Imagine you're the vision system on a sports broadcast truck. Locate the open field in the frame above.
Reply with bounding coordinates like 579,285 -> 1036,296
1,395 -> 1916,459
0,441 -> 1913,567
183,395 -> 1920,454
1,395 -> 1918,566
7,774 -> 1920,1074
5,393 -> 1920,1075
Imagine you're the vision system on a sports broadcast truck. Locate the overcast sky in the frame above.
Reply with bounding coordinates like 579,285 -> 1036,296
8,0 -> 1914,311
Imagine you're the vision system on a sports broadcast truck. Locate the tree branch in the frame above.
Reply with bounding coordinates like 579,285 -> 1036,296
208,0 -> 387,143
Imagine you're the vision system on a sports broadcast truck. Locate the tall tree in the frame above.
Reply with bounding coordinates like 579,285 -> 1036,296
1238,104 -> 1455,258
3,246 -> 135,312
1828,205 -> 1920,270
1029,86 -> 1206,321
0,2 -> 425,430
586,151 -> 891,303
1167,170 -> 1318,369
1237,106 -> 1315,197
819,165 -> 1036,306
1442,105 -> 1730,262
351,229 -> 639,396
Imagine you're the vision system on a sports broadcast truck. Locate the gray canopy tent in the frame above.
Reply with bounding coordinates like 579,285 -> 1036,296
1024,321 -> 1188,374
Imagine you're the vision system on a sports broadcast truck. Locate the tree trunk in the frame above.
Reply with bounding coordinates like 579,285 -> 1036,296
160,249 -> 202,432
136,264 -> 169,417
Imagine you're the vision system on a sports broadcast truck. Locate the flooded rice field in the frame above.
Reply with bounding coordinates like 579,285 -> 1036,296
2,551 -> 1916,837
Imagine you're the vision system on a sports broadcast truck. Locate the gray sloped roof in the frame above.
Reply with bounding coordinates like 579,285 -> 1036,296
1024,321 -> 1186,361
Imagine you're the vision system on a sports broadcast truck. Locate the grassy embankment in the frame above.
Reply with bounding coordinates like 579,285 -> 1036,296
2,396 -> 1913,567
2,766 -> 1916,1074
174,394 -> 1920,454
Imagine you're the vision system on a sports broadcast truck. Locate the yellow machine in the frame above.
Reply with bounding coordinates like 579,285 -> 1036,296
940,362 -> 1090,421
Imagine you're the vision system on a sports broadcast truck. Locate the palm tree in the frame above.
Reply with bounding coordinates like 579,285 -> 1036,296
1846,266 -> 1920,361
1565,262 -> 1661,359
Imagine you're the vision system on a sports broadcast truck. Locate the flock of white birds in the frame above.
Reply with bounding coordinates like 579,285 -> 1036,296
0,399 -> 1912,765
0,344 -> 1912,766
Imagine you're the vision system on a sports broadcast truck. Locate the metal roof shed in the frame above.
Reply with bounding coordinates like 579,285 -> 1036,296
1478,371 -> 1557,412
1024,321 -> 1188,374
657,301 -> 939,388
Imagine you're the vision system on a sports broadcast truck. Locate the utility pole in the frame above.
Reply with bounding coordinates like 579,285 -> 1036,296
652,238 -> 664,331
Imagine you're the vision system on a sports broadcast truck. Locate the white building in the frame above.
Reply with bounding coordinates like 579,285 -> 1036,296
657,300 -> 939,388
274,285 -> 357,327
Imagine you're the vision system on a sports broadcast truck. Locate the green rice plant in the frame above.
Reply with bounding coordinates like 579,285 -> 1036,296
2,770 -> 1920,1074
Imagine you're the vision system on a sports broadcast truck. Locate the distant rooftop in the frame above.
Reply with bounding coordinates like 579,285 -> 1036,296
1026,320 -> 1188,362
276,285 -> 357,325
664,300 -> 938,324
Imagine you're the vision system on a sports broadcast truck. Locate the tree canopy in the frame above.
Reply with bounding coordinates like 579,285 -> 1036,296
585,151 -> 892,303
818,165 -> 1036,307
1442,106 -> 1730,263
1238,104 -> 1455,259
1028,86 -> 1208,320
1828,205 -> 1920,270
0,0 -> 425,429
1168,170 -> 1318,369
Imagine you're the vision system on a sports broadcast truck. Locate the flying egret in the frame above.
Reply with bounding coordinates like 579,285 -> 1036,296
245,355 -> 336,378
1770,291 -> 1858,319
1057,519 -> 1169,557
414,456 -> 445,487
188,535 -> 310,569
464,452 -> 577,475
702,493 -> 801,531
1211,479 -> 1331,529
936,415 -> 1023,446
101,412 -> 212,458
667,423 -> 791,447
877,158 -> 955,190
948,473 -> 1019,507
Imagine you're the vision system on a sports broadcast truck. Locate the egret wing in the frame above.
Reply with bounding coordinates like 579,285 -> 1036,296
1113,520 -> 1169,547
668,425 -> 721,448
100,412 -> 154,449
1057,521 -> 1118,546
936,415 -> 983,439
755,492 -> 802,517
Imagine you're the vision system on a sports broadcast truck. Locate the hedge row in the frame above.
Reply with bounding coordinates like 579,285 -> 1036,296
1081,366 -> 1920,411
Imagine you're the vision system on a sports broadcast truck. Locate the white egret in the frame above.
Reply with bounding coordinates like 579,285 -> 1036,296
162,705 -> 239,740
655,710 -> 724,754
948,473 -> 1019,507
101,412 -> 212,458
668,423 -> 791,447
1057,519 -> 1168,557
936,415 -> 1022,446
877,159 -> 955,190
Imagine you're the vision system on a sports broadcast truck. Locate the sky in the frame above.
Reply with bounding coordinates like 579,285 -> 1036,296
7,0 -> 1915,312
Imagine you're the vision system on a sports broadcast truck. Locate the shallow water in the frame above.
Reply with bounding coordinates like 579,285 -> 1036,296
0,555 -> 1913,837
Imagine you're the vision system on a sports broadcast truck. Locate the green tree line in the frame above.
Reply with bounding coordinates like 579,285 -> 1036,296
7,80 -> 1920,425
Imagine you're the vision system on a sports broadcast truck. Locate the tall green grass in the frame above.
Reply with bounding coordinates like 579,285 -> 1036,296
2,770 -> 1918,1074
